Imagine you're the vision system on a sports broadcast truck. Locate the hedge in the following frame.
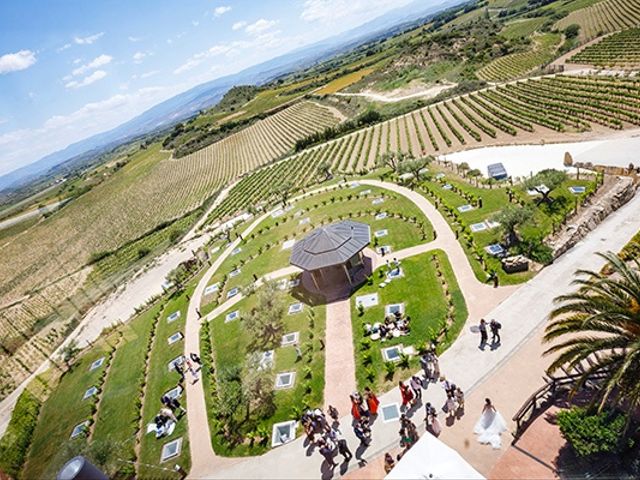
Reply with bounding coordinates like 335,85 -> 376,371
0,389 -> 41,477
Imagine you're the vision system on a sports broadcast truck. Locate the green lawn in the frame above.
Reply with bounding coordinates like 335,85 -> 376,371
351,250 -> 467,392
200,186 -> 433,315
23,338 -> 116,479
415,167 -> 595,285
92,302 -> 164,477
202,286 -> 326,456
138,288 -> 195,478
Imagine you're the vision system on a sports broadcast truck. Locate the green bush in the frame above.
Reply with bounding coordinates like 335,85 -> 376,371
557,407 -> 630,458
0,389 -> 41,477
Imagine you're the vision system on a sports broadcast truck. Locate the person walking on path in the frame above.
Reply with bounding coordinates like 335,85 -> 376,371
328,405 -> 339,424
410,375 -> 423,402
353,421 -> 371,446
474,398 -> 507,449
350,394 -> 361,420
318,440 -> 337,468
399,381 -> 414,409
384,453 -> 395,474
455,387 -> 465,413
420,352 -> 431,381
335,431 -> 353,462
432,352 -> 440,380
490,319 -> 502,344
424,402 -> 442,436
364,387 -> 380,416
479,319 -> 488,348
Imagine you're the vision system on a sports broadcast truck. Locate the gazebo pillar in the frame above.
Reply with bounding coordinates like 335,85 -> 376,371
311,271 -> 320,290
342,263 -> 353,285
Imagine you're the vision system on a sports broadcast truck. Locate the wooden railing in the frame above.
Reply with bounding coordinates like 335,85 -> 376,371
512,371 -> 608,440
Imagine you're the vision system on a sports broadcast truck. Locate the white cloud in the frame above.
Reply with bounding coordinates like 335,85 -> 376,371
72,58 -> 82,65
65,70 -> 107,89
192,20 -> 200,27
245,19 -> 278,36
0,50 -> 37,75
71,54 -> 112,76
213,5 -> 232,17
140,70 -> 160,79
0,118 -> 8,126
56,43 -> 71,53
301,0 -> 412,24
132,52 -> 147,63
232,21 -> 247,31
128,36 -> 142,42
0,86 -> 178,176
74,32 -> 104,45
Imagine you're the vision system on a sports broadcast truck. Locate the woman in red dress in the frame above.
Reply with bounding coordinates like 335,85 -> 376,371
399,381 -> 413,408
364,386 -> 380,415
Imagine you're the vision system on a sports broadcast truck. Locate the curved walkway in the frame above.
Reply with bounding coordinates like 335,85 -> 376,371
183,179 -> 518,478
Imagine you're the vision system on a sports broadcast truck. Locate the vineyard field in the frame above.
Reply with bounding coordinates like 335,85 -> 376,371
556,0 -> 640,41
568,28 -> 640,66
211,74 -> 640,221
0,101 -> 341,370
477,33 -> 561,82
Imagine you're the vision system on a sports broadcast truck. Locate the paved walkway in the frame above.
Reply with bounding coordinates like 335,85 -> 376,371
192,180 -> 519,479
324,298 -> 356,415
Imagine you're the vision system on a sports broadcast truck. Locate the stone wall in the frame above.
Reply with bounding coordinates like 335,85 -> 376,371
548,176 -> 637,259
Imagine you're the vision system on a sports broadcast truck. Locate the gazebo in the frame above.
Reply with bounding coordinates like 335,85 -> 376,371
290,220 -> 371,289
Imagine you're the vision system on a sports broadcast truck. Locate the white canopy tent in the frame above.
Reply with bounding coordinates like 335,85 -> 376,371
385,432 -> 485,480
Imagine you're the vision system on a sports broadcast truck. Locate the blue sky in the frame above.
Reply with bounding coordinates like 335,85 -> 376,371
0,0 -> 417,176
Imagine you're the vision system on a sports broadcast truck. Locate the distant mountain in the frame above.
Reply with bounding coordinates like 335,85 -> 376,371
0,0 -> 465,192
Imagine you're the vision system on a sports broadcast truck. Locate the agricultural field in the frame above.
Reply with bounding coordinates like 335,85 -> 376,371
0,101 -> 341,383
200,185 -> 433,316
211,74 -> 640,223
568,28 -> 640,66
500,17 -> 547,39
556,0 -> 640,41
476,33 -> 561,82
316,67 -> 377,95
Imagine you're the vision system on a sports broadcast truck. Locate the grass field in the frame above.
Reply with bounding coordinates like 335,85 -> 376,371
92,303 -> 164,478
200,186 -> 433,315
138,289 -> 195,478
351,250 -> 467,391
23,336 -> 116,479
203,287 -> 326,456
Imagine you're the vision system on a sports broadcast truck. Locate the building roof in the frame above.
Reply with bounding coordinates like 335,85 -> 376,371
290,220 -> 370,271
487,162 -> 508,179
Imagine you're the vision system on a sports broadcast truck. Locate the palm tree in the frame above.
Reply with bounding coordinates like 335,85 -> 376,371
544,252 -> 640,414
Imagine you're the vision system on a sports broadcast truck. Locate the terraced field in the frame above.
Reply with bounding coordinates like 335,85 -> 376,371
477,33 -> 561,82
211,74 -> 640,221
500,18 -> 547,39
556,0 -> 640,41
569,28 -> 640,66
0,101 -> 341,401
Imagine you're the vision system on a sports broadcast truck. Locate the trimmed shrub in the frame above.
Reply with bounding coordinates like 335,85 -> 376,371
557,407 -> 630,458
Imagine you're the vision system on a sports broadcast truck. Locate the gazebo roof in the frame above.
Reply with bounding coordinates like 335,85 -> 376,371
290,220 -> 370,271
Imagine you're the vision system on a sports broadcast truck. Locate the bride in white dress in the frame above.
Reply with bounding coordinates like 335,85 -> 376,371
474,398 -> 507,449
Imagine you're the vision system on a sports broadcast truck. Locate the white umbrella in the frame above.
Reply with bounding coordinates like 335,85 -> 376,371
385,432 -> 485,480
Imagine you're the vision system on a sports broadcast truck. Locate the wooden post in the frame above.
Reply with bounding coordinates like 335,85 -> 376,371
342,263 -> 353,285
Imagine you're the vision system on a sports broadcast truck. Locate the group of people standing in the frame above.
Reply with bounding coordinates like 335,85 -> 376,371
302,408 -> 355,469
173,352 -> 201,384
478,318 -> 502,348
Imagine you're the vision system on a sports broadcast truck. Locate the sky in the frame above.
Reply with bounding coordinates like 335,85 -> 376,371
0,0 -> 419,177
